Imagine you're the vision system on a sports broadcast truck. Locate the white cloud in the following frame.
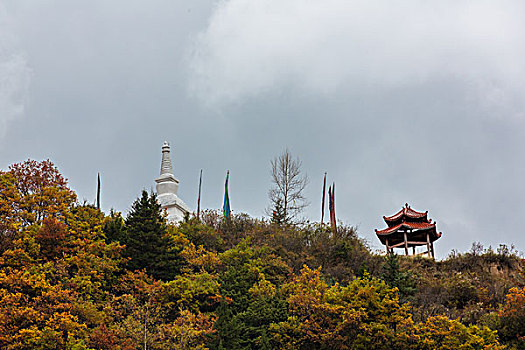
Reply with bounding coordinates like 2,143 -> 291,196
189,0 -> 525,107
0,4 -> 31,137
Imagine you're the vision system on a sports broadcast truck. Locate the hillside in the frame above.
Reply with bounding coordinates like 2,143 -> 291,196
1,160 -> 524,349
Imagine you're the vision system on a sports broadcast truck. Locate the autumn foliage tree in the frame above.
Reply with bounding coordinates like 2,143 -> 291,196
6,159 -> 76,225
0,172 -> 21,252
0,160 -> 117,349
270,266 -> 417,349
0,159 -> 519,349
497,286 -> 525,347
270,266 -> 504,350
416,316 -> 504,350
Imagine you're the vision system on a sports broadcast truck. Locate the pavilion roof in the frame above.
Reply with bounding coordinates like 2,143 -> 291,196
383,204 -> 428,224
375,221 -> 437,235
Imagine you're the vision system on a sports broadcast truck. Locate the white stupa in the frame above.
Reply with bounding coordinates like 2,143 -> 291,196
155,141 -> 190,223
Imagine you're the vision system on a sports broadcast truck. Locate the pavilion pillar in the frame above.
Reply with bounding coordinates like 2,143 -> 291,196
431,241 -> 435,259
403,231 -> 408,255
426,232 -> 431,258
412,246 -> 415,255
385,237 -> 390,255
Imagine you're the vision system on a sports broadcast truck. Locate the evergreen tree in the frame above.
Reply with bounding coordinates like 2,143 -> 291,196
211,302 -> 248,350
122,190 -> 183,281
381,253 -> 416,303
103,209 -> 126,244
271,198 -> 286,225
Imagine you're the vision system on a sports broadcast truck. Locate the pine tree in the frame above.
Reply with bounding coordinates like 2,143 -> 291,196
271,199 -> 286,225
381,253 -> 416,303
122,190 -> 183,281
103,210 -> 126,244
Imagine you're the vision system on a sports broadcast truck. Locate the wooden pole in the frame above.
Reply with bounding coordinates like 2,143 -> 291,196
426,232 -> 431,258
321,172 -> 326,226
197,169 -> 202,220
404,231 -> 409,255
96,173 -> 101,210
330,182 -> 337,235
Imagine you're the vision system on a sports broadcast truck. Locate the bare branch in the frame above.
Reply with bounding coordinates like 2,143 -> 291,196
268,149 -> 309,224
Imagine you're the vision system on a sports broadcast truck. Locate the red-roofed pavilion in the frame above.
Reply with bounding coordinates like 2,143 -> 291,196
375,203 -> 442,258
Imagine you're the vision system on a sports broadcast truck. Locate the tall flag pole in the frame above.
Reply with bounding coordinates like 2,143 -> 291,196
197,169 -> 203,220
330,182 -> 337,235
223,171 -> 231,219
321,172 -> 327,226
96,172 -> 101,210
328,185 -> 332,229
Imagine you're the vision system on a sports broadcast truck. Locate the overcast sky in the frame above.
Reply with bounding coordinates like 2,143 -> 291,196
2,0 -> 525,258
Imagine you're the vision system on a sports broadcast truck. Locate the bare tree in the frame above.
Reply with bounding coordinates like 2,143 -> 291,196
268,149 -> 309,223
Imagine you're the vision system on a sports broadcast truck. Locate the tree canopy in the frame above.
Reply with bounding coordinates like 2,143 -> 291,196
0,159 -> 522,349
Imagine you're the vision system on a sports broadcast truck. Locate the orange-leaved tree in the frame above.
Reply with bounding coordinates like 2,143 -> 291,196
0,160 -> 123,349
497,286 -> 525,347
1,159 -> 76,229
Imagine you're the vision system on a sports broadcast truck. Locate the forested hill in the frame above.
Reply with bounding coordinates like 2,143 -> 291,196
1,160 -> 524,349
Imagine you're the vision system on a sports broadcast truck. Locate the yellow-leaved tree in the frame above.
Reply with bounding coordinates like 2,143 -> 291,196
270,265 -> 504,350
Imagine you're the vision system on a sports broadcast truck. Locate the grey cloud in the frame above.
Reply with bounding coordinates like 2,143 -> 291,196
0,4 -> 30,137
190,0 -> 525,110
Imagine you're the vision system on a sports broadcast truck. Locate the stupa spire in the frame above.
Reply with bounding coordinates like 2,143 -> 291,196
155,141 -> 189,223
160,141 -> 174,175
